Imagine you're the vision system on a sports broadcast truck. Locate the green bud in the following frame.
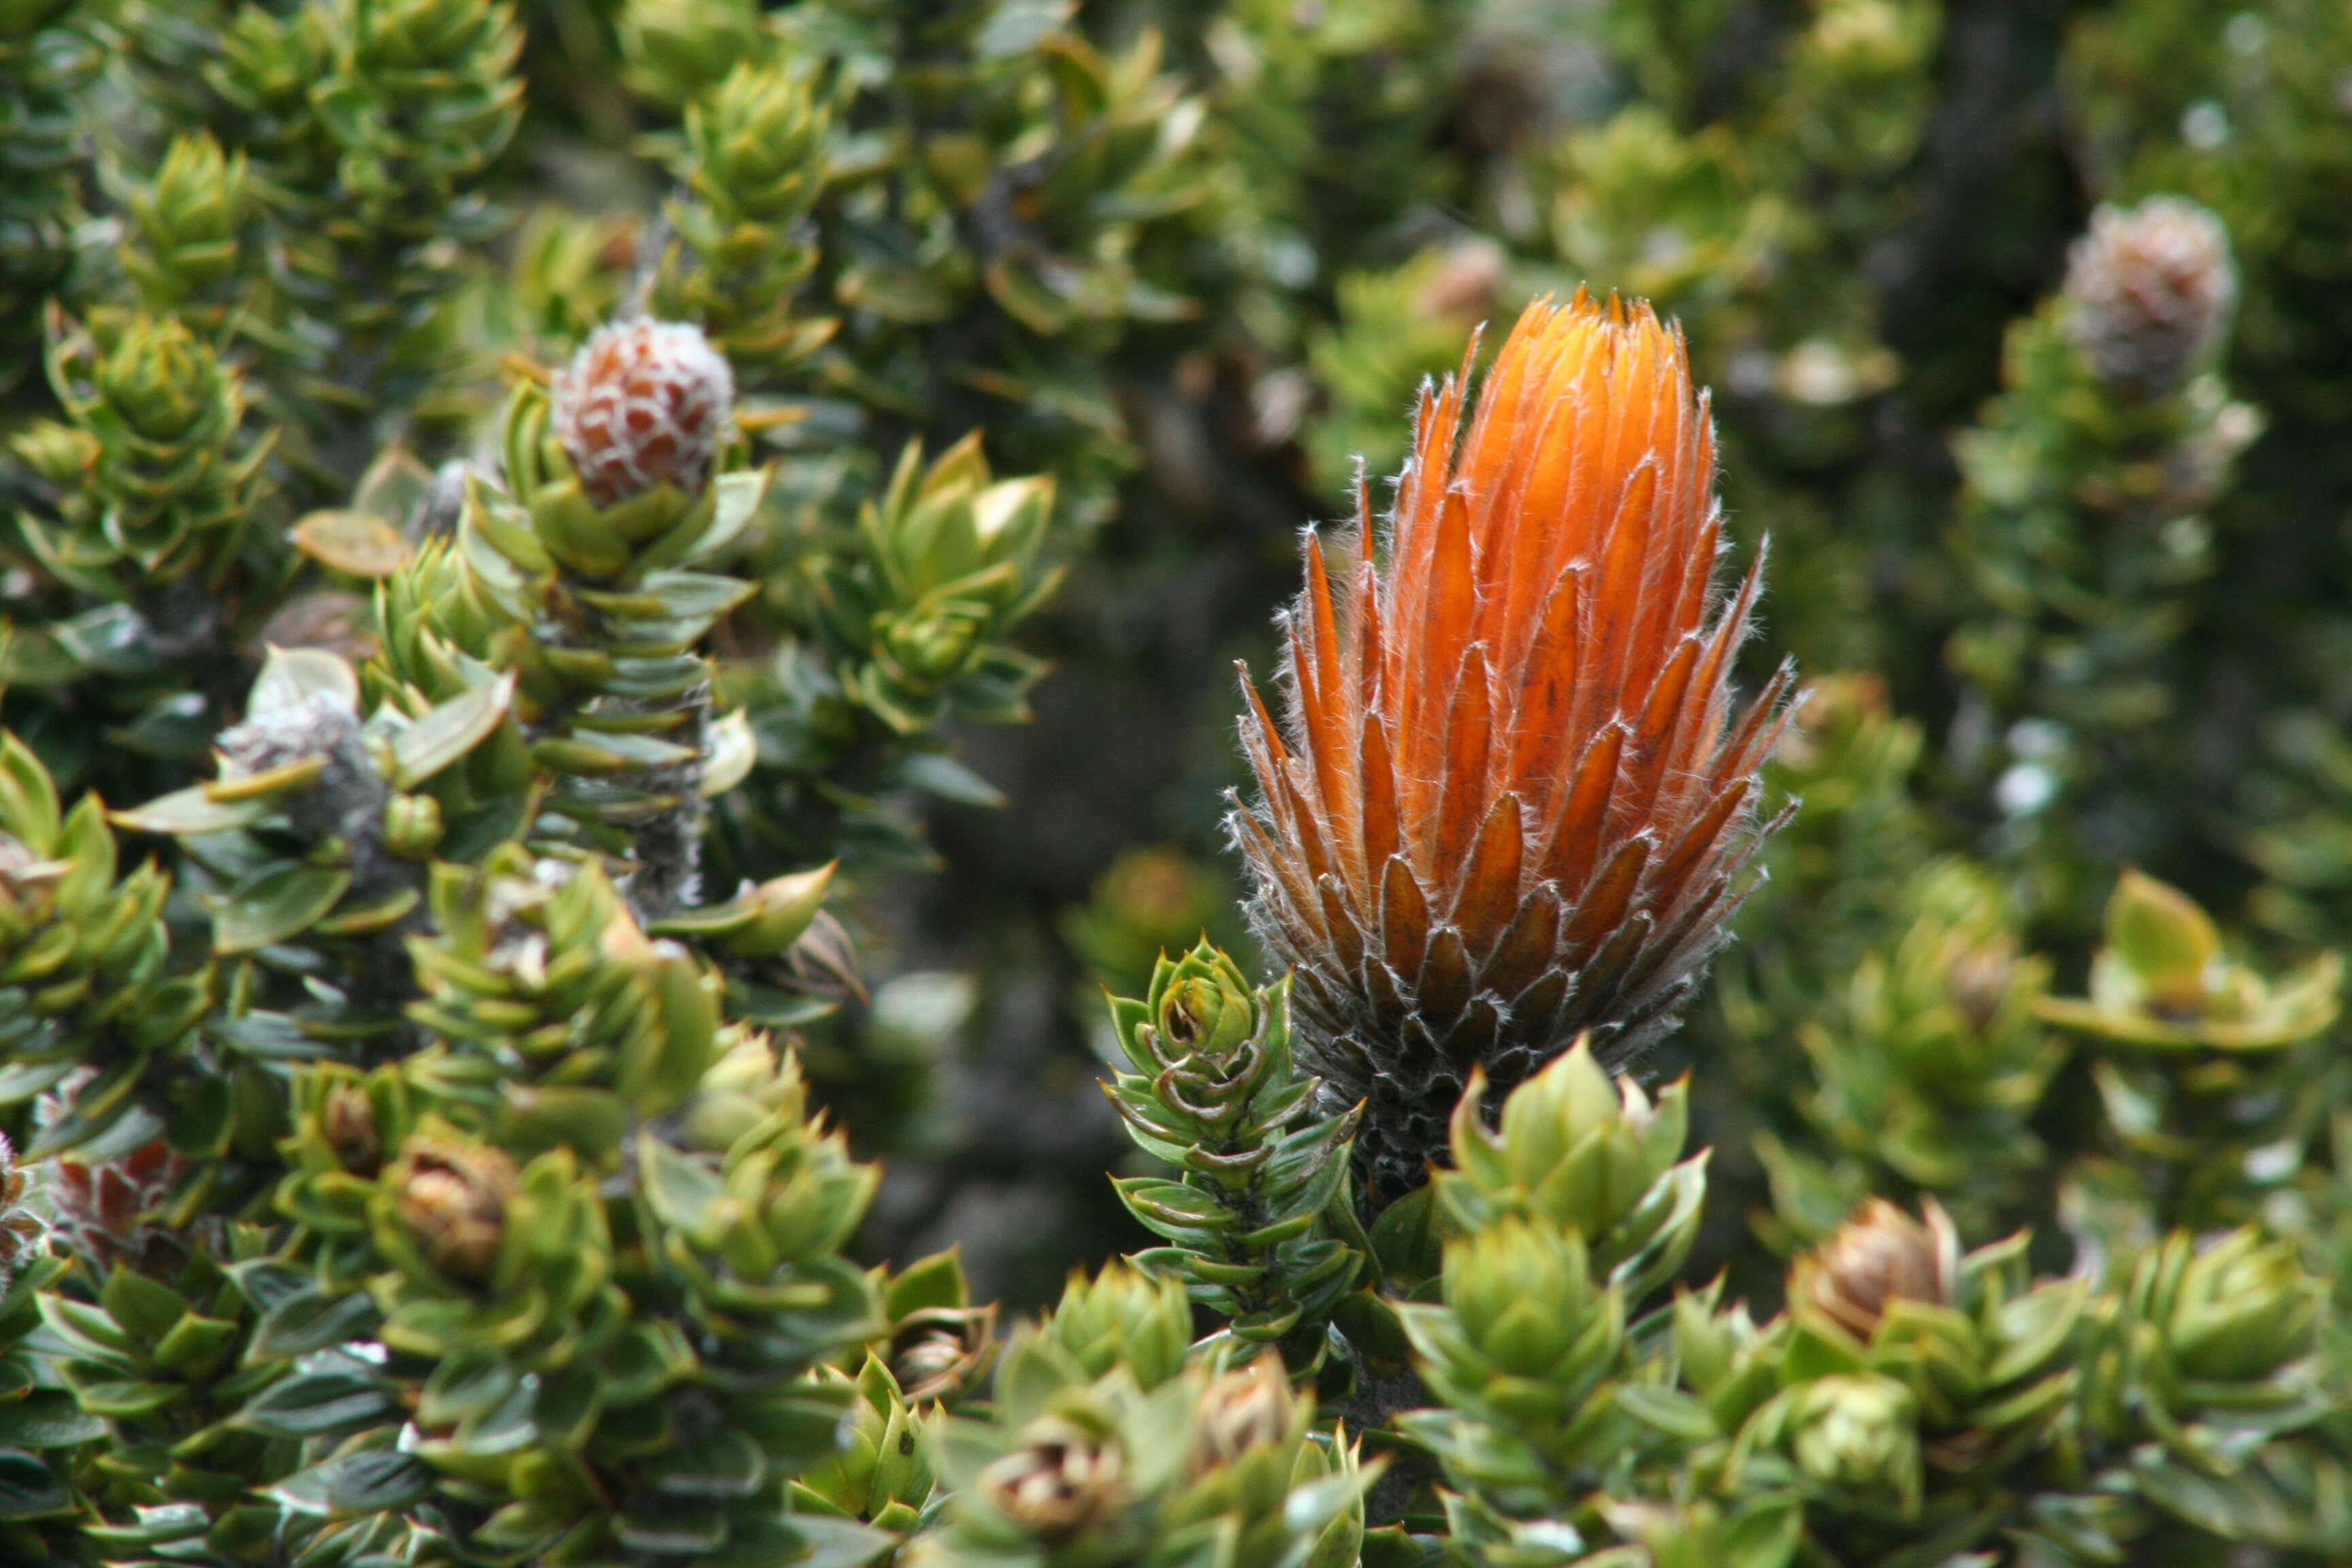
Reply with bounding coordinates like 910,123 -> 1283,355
1790,1372 -> 1921,1510
1441,1217 -> 1603,1379
382,791 -> 444,858
1044,1260 -> 1192,1390
122,133 -> 249,316
1151,941 -> 1260,1067
27,309 -> 271,577
683,58 -> 828,227
2164,1228 -> 2320,1384
618,0 -> 766,108
1435,1039 -> 1702,1298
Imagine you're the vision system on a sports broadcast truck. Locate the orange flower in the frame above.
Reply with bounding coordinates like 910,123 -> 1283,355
1232,291 -> 1793,1196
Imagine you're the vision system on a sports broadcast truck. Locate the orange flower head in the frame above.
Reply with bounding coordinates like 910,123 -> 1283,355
1232,291 -> 1793,1197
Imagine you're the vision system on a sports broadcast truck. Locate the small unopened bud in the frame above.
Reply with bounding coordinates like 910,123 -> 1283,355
979,1422 -> 1129,1539
1944,934 -> 2021,1034
382,792 -> 444,859
1792,1372 -> 1921,1503
1187,1352 -> 1293,1477
97,314 -> 235,448
322,1082 -> 383,1175
392,1137 -> 518,1284
551,319 -> 734,509
1792,1198 -> 1958,1343
887,1301 -> 1000,1405
2064,197 -> 2235,398
1159,973 -> 1256,1064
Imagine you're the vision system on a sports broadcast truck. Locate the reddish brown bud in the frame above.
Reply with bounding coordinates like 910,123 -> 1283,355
2063,197 -> 2235,398
1791,1197 -> 1959,1343
551,318 -> 735,508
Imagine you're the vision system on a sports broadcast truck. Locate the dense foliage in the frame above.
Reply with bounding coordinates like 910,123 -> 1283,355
4,0 -> 2352,1565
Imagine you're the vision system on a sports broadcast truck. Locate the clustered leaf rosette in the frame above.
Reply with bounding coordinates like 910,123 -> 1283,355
919,1319 -> 1371,1568
259,0 -> 523,397
0,0 -> 103,376
35,1223 -> 316,1565
11,308 -> 274,591
257,1031 -> 888,1565
0,733 -> 207,1156
1389,1043 -> 1701,1516
120,132 -> 252,331
0,1138 -> 91,1557
1100,940 -> 1367,1353
2039,869 -> 2341,1052
655,59 -> 836,373
2040,871 -> 2340,1235
1035,1260 -> 1194,1394
1432,1040 -> 1708,1304
811,436 -> 1062,738
2048,1224 -> 2345,1558
404,845 -> 723,1137
1761,1204 -> 2082,1511
792,1353 -> 937,1532
1233,291 -> 1794,1200
1764,860 -> 2063,1241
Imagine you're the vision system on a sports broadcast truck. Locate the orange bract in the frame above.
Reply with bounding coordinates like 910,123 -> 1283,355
1232,291 -> 1793,1196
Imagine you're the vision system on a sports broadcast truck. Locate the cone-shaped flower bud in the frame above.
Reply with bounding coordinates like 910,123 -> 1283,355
1788,1197 -> 1958,1345
1234,292 -> 1792,1198
2063,196 -> 2234,399
551,317 -> 734,509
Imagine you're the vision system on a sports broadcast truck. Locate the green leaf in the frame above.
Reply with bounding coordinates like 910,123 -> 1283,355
901,749 -> 1004,807
252,1287 -> 380,1359
235,1371 -> 398,1437
391,672 -> 516,787
0,1450 -> 71,1519
211,864 -> 352,953
269,1450 -> 434,1516
248,645 -> 359,721
0,1392 -> 105,1450
110,784 -> 270,837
